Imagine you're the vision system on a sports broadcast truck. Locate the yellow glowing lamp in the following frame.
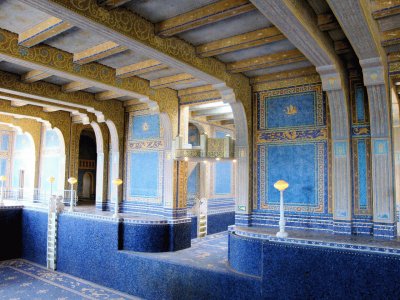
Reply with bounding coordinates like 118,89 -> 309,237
68,177 -> 77,185
48,176 -> 56,183
112,178 -> 123,186
0,176 -> 6,182
274,180 -> 289,192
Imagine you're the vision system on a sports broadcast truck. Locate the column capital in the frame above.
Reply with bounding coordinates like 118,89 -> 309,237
360,57 -> 386,86
316,65 -> 345,91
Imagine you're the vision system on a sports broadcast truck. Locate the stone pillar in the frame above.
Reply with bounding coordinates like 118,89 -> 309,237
179,106 -> 189,144
393,127 -> 400,226
361,58 -> 396,238
317,66 -> 353,234
230,100 -> 251,226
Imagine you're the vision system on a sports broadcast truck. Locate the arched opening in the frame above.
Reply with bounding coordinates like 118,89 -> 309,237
39,127 -> 66,198
12,132 -> 35,192
82,172 -> 94,199
178,95 -> 244,237
77,128 -> 97,205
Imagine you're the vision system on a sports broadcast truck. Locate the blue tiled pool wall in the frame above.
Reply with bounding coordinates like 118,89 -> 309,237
121,221 -> 191,252
191,211 -> 235,238
21,208 -> 48,265
0,208 -> 47,264
229,232 -> 400,299
57,214 -> 261,300
0,208 -> 22,261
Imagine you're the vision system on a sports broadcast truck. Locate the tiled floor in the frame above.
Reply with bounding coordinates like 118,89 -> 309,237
127,232 -> 232,273
0,260 -> 141,300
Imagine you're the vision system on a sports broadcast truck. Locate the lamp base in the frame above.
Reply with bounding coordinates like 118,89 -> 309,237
276,231 -> 288,238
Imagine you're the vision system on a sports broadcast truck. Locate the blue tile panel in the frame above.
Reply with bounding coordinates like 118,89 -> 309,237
57,214 -> 261,300
214,161 -> 232,195
129,151 -> 160,198
357,140 -> 368,209
132,114 -> 160,140
266,143 -> 317,206
355,86 -> 366,122
0,208 -> 22,261
21,209 -> 48,265
187,164 -> 199,208
265,92 -> 317,129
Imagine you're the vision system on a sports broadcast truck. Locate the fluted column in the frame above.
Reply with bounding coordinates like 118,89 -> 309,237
317,66 -> 352,233
361,58 -> 396,238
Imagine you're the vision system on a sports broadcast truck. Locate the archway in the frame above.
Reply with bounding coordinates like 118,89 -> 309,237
82,172 -> 94,199
12,132 -> 35,191
77,128 -> 97,205
39,127 -> 66,196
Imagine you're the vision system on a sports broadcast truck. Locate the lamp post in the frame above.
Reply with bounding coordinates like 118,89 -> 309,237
112,178 -> 123,218
0,176 -> 6,205
67,177 -> 77,212
274,180 -> 289,238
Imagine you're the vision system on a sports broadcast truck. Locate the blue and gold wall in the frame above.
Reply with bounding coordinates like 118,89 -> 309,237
253,84 -> 331,230
123,111 -> 164,216
350,77 -> 372,234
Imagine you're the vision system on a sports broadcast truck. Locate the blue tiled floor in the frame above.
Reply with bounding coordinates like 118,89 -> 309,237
0,259 -> 141,300
150,232 -> 227,271
124,232 -> 234,274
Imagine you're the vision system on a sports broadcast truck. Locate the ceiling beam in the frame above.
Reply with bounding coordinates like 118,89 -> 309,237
227,49 -> 306,73
19,17 -> 73,47
18,0 -> 231,88
155,0 -> 255,37
178,85 -> 215,97
334,40 -> 351,55
95,90 -> 121,101
73,41 -> 127,64
62,81 -> 91,93
196,26 -> 285,57
389,51 -> 400,63
21,70 -> 52,83
150,73 -> 197,89
11,101 -> 28,107
116,59 -> 168,78
192,105 -> 232,117
0,28 -> 153,103
372,1 -> 400,19
220,119 -> 234,125
98,0 -> 131,9
250,66 -> 317,85
381,28 -> 400,47
207,113 -> 234,121
42,107 -> 61,113
317,14 -> 339,32
249,0 -> 344,71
